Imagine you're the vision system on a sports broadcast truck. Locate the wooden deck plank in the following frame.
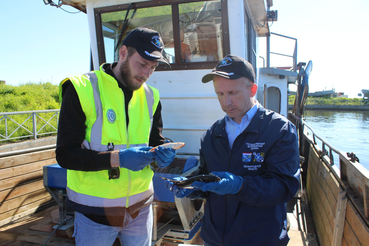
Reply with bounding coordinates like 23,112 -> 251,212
306,142 -> 369,246
342,217 -> 361,246
332,191 -> 347,246
0,205 -> 75,246
344,201 -> 369,245
0,149 -> 55,169
0,198 -> 53,226
314,163 -> 337,223
0,189 -> 51,214
307,173 -> 331,246
310,146 -> 341,206
0,159 -> 56,180
0,178 -> 45,202
0,170 -> 43,191
341,238 -> 347,246
316,158 -> 340,210
307,148 -> 333,245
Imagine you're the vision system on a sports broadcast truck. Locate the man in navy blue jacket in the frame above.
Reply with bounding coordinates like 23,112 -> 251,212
167,54 -> 300,245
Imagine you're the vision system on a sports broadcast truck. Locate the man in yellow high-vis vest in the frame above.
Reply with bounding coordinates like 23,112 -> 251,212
56,27 -> 176,246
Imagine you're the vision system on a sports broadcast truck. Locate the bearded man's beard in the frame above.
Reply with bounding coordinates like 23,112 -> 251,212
120,59 -> 145,91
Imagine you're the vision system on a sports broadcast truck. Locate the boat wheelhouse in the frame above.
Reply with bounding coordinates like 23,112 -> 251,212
51,0 -> 296,156
1,0 -> 368,245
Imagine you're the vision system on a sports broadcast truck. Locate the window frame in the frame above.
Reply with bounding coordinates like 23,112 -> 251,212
94,0 -> 230,71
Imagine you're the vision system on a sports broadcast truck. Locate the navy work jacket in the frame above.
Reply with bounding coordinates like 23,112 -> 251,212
199,105 -> 300,246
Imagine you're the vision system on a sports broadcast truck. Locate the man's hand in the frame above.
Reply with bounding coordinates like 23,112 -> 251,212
118,146 -> 155,171
164,176 -> 204,199
154,146 -> 176,168
192,171 -> 243,195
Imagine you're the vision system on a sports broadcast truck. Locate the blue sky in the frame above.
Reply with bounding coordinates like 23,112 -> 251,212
269,0 -> 369,97
1,0 -> 368,98
0,1 -> 90,86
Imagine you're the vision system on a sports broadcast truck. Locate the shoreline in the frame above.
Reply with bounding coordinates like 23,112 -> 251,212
288,105 -> 369,111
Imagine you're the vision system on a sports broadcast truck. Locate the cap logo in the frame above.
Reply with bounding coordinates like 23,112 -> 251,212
217,57 -> 233,68
107,109 -> 116,123
217,71 -> 234,76
145,50 -> 161,59
151,36 -> 163,49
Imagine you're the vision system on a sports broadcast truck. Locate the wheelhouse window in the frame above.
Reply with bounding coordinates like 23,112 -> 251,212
95,0 -> 227,70
177,1 -> 223,63
101,5 -> 173,63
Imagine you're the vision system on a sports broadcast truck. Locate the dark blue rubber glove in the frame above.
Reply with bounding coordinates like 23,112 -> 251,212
192,171 -> 243,195
164,177 -> 204,199
119,146 -> 155,171
154,146 -> 176,168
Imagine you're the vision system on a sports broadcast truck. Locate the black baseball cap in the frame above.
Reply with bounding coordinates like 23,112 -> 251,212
122,27 -> 170,66
202,54 -> 255,83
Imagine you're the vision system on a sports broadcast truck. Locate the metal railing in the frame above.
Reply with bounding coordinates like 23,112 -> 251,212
302,122 -> 341,166
266,32 -> 298,72
289,113 -> 360,170
0,110 -> 60,142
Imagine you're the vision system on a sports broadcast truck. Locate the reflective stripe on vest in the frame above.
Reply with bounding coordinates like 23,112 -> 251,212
61,64 -> 159,209
81,72 -> 156,151
66,181 -> 153,208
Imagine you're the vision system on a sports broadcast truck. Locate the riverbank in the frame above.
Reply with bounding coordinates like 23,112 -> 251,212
288,104 -> 369,110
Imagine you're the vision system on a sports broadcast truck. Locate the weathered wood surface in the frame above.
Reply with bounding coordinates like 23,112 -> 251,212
0,205 -> 75,246
0,148 -> 56,227
0,137 -> 56,153
0,149 -> 56,169
332,191 -> 347,246
304,133 -> 369,246
0,140 -> 319,245
307,146 -> 339,245
340,152 -> 369,219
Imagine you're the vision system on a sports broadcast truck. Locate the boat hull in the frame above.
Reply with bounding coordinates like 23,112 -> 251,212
289,114 -> 369,245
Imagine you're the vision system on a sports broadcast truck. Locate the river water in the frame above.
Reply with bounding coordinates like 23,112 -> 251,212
302,110 -> 369,171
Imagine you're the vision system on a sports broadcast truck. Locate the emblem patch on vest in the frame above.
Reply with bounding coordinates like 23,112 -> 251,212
107,109 -> 116,123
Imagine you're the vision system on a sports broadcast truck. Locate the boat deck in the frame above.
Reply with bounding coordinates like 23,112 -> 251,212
287,198 -> 318,246
0,204 -> 75,246
0,198 -> 319,246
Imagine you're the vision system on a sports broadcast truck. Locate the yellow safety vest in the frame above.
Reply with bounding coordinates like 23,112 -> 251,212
59,64 -> 160,211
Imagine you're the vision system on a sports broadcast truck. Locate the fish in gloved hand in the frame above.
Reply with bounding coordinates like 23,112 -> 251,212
163,174 -> 221,199
150,141 -> 185,168
192,171 -> 243,195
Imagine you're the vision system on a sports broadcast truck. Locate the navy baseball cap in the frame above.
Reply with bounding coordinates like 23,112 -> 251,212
122,27 -> 170,66
202,54 -> 255,83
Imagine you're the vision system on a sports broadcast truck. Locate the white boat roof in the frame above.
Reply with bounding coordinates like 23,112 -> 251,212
58,0 -> 271,36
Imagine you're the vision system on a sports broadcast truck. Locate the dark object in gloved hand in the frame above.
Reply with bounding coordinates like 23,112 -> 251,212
160,174 -> 221,189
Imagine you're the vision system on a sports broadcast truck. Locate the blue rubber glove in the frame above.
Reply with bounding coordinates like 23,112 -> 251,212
164,177 -> 204,199
192,171 -> 243,195
119,146 -> 155,171
154,146 -> 176,168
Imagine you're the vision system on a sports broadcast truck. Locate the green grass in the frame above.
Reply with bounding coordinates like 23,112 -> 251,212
0,83 -> 60,143
0,82 -> 60,112
288,95 -> 367,106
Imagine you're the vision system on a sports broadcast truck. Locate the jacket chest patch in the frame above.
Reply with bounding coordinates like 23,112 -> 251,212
242,152 -> 252,162
242,152 -> 264,170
